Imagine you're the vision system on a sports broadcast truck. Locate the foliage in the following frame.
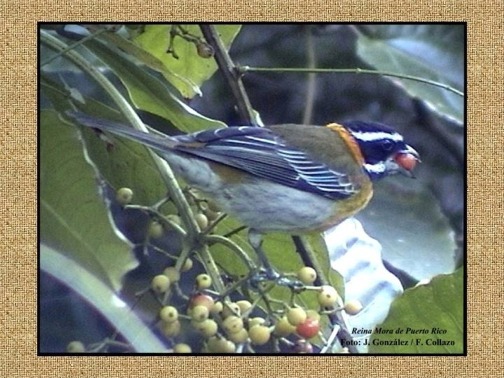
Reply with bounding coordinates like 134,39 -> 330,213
39,23 -> 464,354
369,268 -> 464,354
355,24 -> 464,125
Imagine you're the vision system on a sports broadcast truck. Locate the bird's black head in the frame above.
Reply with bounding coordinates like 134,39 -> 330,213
342,120 -> 420,181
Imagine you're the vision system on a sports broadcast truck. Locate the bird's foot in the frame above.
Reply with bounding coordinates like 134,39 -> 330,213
249,267 -> 304,290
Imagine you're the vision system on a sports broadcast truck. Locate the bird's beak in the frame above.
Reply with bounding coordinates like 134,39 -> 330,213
402,144 -> 420,160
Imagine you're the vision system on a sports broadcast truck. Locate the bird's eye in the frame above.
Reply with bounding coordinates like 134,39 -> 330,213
381,139 -> 394,151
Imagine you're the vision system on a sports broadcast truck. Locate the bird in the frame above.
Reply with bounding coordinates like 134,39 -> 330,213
66,111 -> 419,276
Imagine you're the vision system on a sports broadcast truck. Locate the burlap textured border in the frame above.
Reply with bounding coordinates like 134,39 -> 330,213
1,1 -> 503,377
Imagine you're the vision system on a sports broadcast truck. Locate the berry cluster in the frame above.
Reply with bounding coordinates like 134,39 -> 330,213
66,187 -> 363,354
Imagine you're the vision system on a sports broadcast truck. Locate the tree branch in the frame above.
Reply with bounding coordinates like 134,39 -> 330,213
200,25 -> 256,125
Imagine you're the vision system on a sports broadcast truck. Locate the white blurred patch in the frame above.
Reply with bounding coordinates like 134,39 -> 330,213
324,218 -> 403,353
111,294 -> 127,308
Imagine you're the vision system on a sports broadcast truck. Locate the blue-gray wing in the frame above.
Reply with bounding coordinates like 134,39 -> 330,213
65,111 -> 358,200
175,127 -> 358,200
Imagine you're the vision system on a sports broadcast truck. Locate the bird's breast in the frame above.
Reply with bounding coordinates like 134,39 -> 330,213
162,151 -> 373,233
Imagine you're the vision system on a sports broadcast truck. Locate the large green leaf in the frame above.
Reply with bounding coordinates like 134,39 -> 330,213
79,122 -> 169,207
208,215 -> 343,295
133,24 -> 241,98
40,109 -> 138,291
99,30 -> 201,99
208,216 -> 344,319
41,244 -> 166,352
41,75 -> 169,207
82,37 -> 226,133
369,268 -> 464,354
356,24 -> 464,125
208,216 -> 254,277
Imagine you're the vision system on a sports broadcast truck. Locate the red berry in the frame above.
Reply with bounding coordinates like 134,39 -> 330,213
189,293 -> 215,311
395,153 -> 417,171
296,317 -> 320,339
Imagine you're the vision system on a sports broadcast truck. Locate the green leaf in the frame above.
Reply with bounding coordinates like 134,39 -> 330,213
368,268 -> 464,354
208,227 -> 253,277
82,36 -> 226,133
208,219 -> 344,297
100,31 -> 201,98
133,24 -> 241,98
41,244 -> 166,352
208,216 -> 344,330
356,24 -> 464,124
41,75 -> 169,207
40,109 -> 138,291
79,121 -> 169,207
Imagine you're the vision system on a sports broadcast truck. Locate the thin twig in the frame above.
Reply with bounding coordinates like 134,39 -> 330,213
200,25 -> 256,124
302,26 -> 317,125
239,66 -> 464,97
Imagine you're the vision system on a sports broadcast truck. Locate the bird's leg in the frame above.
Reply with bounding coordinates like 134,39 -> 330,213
248,229 -> 302,289
248,229 -> 278,280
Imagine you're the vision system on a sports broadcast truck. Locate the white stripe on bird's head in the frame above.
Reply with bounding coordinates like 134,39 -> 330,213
349,130 -> 403,143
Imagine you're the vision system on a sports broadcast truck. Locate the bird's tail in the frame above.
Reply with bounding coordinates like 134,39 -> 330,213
65,110 -> 179,152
